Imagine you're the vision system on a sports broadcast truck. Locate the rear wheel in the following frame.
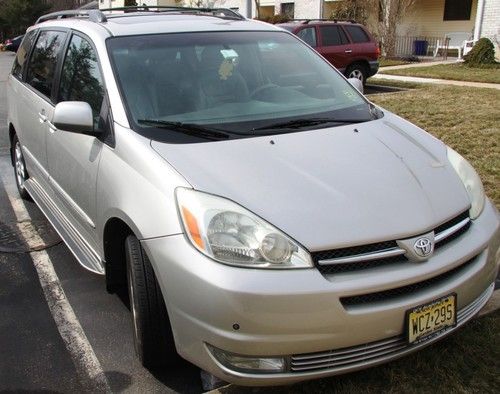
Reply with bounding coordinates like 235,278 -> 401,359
346,63 -> 368,86
12,135 -> 31,200
125,235 -> 178,368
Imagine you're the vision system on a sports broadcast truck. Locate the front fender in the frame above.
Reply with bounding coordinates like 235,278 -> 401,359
95,124 -> 191,256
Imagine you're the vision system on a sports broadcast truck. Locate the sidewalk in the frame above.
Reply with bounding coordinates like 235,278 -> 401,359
372,73 -> 500,90
380,59 -> 457,71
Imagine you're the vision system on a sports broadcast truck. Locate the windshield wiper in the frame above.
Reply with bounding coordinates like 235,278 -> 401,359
252,117 -> 373,132
137,119 -> 231,140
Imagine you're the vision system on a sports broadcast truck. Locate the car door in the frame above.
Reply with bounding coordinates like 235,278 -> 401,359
19,29 -> 67,184
46,32 -> 106,252
317,25 -> 352,73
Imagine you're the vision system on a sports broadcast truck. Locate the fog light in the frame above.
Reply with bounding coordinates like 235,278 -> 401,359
208,345 -> 286,374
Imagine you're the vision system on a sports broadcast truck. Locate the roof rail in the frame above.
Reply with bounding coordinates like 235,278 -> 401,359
36,9 -> 107,24
99,6 -> 245,20
292,18 -> 357,24
36,6 -> 244,25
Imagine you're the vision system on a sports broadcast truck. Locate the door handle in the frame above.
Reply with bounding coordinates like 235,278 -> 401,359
38,112 -> 48,123
345,49 -> 353,53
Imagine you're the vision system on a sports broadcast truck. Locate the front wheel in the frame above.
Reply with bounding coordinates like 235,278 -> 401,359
346,64 -> 368,86
12,135 -> 31,200
125,235 -> 178,368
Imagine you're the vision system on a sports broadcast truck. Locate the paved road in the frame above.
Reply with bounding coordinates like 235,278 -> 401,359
0,51 -> 200,393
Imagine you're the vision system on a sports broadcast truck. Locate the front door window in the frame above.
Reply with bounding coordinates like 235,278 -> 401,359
59,34 -> 105,129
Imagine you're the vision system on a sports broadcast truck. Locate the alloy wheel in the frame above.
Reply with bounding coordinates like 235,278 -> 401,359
14,142 -> 26,190
349,69 -> 364,83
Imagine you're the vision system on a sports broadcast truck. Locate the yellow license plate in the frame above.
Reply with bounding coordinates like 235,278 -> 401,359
407,294 -> 457,344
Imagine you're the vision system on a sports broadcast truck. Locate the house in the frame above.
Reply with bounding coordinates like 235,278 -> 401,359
215,0 -> 499,57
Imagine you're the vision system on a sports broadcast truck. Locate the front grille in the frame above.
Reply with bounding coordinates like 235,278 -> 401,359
340,255 -> 478,307
434,211 -> 469,235
312,240 -> 398,261
290,283 -> 493,373
314,255 -> 409,274
435,221 -> 471,250
313,210 -> 470,275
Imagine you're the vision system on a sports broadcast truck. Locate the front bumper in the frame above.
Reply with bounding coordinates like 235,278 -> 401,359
142,199 -> 499,386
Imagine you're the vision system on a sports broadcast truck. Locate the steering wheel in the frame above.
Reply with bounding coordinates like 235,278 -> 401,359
250,83 -> 280,99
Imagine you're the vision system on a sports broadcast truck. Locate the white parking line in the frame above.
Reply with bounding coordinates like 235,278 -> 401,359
0,158 -> 111,393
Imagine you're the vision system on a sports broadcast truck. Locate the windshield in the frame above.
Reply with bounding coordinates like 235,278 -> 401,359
107,31 -> 376,143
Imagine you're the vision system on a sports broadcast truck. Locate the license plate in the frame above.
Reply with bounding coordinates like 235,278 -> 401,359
406,293 -> 457,344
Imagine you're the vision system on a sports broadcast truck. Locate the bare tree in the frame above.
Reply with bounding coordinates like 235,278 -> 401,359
326,0 -> 371,26
175,0 -> 207,7
378,0 -> 416,56
253,0 -> 259,18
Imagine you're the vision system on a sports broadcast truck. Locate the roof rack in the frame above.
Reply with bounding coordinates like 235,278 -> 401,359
100,6 -> 244,19
36,9 -> 107,24
292,18 -> 357,24
36,6 -> 244,25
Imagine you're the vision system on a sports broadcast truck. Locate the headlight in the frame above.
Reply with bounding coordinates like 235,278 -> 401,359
447,147 -> 485,219
176,188 -> 312,268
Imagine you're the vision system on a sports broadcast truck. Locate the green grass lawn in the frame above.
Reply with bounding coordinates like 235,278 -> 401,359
379,57 -> 412,67
371,84 -> 500,208
379,63 -> 500,84
218,84 -> 500,394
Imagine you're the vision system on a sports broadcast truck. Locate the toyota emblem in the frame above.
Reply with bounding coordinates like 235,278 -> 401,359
413,237 -> 433,257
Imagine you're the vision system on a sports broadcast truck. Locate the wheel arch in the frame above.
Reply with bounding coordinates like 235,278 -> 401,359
346,60 -> 369,75
8,123 -> 16,166
102,217 -> 135,294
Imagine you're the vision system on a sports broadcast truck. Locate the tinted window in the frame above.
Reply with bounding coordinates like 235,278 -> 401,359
11,31 -> 37,79
107,32 -> 372,143
59,34 -> 105,128
444,0 -> 472,20
26,31 -> 66,98
297,27 -> 317,47
344,26 -> 370,43
320,26 -> 349,46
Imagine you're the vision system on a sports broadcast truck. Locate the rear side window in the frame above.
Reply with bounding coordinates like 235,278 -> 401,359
344,26 -> 370,43
11,31 -> 37,79
297,27 -> 317,47
320,26 -> 349,46
59,34 -> 105,128
25,30 -> 67,98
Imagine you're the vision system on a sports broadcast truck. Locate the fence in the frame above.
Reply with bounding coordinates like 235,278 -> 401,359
394,35 -> 445,57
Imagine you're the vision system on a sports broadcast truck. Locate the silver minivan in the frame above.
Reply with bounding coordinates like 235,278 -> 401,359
7,7 -> 500,386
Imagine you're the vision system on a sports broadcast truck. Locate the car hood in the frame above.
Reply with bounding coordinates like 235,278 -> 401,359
151,113 -> 470,251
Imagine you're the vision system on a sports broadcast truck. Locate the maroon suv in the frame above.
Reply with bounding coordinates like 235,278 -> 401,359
278,20 -> 380,85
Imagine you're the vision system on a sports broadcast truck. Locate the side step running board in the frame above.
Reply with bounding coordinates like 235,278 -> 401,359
24,177 -> 105,274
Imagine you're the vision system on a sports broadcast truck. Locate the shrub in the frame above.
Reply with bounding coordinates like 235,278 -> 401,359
463,38 -> 496,67
257,14 -> 291,24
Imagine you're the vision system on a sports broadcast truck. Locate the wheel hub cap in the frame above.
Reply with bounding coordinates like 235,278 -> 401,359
14,143 -> 26,190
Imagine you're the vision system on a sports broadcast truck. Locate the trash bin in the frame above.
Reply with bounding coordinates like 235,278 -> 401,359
413,40 -> 428,56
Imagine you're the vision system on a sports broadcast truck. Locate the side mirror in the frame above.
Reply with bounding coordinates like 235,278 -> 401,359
347,78 -> 364,94
52,101 -> 97,134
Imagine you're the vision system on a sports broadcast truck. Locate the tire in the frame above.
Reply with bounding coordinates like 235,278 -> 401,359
125,235 -> 178,368
12,135 -> 31,200
346,63 -> 368,86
